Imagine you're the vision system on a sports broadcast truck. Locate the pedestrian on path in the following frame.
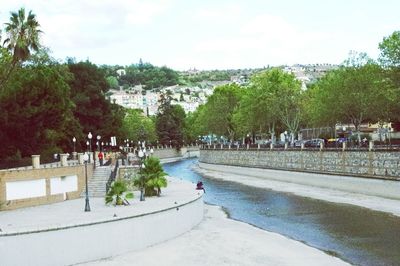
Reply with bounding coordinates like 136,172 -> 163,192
98,151 -> 104,166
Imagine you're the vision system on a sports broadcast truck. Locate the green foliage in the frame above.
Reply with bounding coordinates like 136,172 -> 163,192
105,179 -> 133,205
310,63 -> 396,131
3,8 -> 41,62
0,8 -> 41,87
0,52 -> 79,158
106,76 -> 119,89
142,156 -> 167,197
231,69 -> 302,142
68,61 -> 124,145
180,70 -> 231,84
201,83 -> 244,141
156,94 -> 186,147
379,31 -> 400,67
119,60 -> 179,89
122,109 -> 157,144
184,105 -> 208,143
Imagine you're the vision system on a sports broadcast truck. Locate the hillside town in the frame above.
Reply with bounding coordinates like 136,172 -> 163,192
108,64 -> 338,115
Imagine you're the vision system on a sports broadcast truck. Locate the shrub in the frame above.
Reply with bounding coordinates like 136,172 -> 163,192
134,156 -> 168,197
105,179 -> 133,205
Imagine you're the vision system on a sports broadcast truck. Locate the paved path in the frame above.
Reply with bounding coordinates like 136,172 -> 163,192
0,177 -> 200,235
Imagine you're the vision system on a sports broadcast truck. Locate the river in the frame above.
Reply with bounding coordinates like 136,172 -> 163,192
163,159 -> 400,266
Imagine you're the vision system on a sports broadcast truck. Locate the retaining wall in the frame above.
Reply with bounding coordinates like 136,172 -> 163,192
0,194 -> 204,266
199,149 -> 400,180
199,162 -> 400,200
0,164 -> 92,210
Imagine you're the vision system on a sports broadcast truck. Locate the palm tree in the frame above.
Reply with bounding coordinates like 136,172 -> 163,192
141,156 -> 168,196
0,8 -> 42,87
105,180 -> 133,205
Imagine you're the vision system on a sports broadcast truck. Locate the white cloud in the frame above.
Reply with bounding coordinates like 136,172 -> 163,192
0,1 -> 397,69
125,0 -> 172,25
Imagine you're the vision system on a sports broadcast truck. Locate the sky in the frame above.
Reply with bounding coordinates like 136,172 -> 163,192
0,0 -> 399,70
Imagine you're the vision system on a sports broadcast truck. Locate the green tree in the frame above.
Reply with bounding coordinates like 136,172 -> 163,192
184,105 -> 208,144
119,60 -> 179,89
378,31 -> 400,128
239,69 -> 302,143
122,109 -> 157,144
1,8 -> 42,87
142,156 -> 167,196
105,179 -> 133,205
156,94 -> 186,148
68,61 -> 123,144
0,51 -> 78,159
311,63 -> 395,143
202,83 -> 243,141
379,31 -> 400,67
106,76 -> 119,90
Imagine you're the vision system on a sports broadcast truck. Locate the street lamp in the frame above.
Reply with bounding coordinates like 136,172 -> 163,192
87,132 -> 92,163
97,134 -> 101,152
138,149 -> 145,201
72,137 -> 76,153
83,152 -> 91,212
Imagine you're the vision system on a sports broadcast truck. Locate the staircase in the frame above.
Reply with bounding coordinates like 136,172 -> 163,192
81,165 -> 112,198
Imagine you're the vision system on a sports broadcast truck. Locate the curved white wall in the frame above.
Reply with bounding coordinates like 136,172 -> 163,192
0,197 -> 203,266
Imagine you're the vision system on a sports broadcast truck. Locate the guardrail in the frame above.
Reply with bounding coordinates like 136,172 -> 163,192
200,143 -> 400,152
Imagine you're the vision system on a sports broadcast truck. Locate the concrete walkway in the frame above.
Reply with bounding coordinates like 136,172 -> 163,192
0,176 -> 201,236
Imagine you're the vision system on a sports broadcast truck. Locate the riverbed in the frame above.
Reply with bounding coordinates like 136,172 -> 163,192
164,159 -> 400,266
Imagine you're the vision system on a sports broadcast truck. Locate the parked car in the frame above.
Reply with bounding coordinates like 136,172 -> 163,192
304,138 -> 324,147
294,140 -> 306,147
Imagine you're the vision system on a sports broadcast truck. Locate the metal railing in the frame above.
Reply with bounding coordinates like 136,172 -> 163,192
200,143 -> 400,152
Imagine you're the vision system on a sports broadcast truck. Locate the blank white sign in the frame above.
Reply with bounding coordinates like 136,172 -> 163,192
6,179 -> 46,200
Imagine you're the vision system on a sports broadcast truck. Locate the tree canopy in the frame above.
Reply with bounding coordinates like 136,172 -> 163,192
156,94 -> 186,148
118,60 -> 179,89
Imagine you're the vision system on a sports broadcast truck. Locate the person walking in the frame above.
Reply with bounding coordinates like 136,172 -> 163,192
98,151 -> 104,166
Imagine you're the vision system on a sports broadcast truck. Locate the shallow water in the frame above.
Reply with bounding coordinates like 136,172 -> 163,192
164,159 -> 400,266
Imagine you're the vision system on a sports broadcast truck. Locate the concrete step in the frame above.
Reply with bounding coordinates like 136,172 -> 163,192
81,165 -> 112,198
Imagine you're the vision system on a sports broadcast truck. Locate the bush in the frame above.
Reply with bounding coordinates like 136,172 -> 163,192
134,156 -> 168,197
105,179 -> 133,205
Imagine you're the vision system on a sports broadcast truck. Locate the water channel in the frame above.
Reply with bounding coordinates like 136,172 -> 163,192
163,158 -> 400,266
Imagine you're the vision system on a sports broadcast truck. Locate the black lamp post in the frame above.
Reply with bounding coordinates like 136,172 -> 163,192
87,132 -> 92,163
97,135 -> 101,152
138,149 -> 145,201
72,137 -> 76,153
83,152 -> 91,212
93,135 -> 100,168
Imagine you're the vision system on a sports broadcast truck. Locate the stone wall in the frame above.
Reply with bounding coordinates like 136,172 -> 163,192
199,149 -> 400,180
0,163 -> 93,210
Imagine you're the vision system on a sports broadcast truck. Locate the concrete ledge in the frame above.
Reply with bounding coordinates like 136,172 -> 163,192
199,162 -> 400,200
0,177 -> 204,266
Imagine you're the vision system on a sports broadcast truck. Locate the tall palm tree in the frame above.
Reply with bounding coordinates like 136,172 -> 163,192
0,8 -> 42,87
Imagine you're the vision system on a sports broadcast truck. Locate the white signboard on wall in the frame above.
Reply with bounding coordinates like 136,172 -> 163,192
6,179 -> 46,200
50,175 -> 78,195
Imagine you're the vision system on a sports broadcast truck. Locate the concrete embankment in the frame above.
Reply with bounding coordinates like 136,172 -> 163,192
196,162 -> 400,217
0,177 -> 204,266
80,204 -> 349,266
